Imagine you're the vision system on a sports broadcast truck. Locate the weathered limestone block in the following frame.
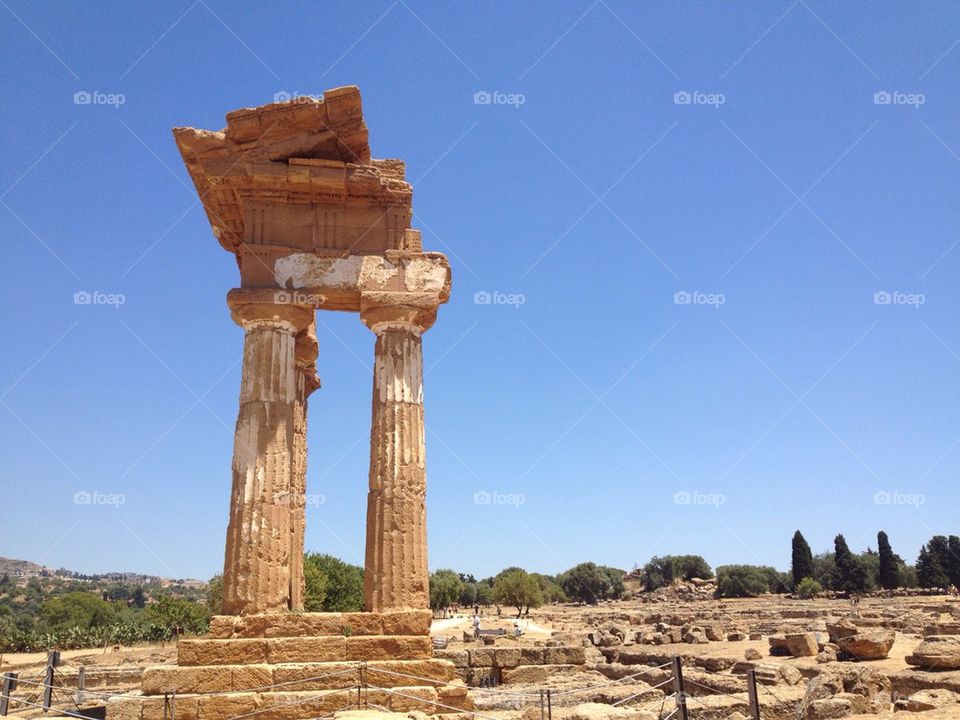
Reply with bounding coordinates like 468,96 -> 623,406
467,648 -> 496,667
433,648 -> 469,667
836,630 -> 895,660
178,638 -> 268,666
906,635 -> 960,669
345,635 -> 434,661
365,659 -> 458,686
250,690 -> 356,720
271,662 -> 356,691
519,647 -> 545,664
544,646 -> 587,664
784,632 -> 819,657
267,636 -> 347,663
380,609 -> 433,635
492,647 -> 522,667
806,697 -> 852,719
197,694 -> 258,720
501,664 -> 585,684
142,665 -> 231,694
144,696 -> 199,720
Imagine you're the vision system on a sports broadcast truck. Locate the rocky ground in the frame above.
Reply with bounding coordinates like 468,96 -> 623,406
429,586 -> 960,719
3,588 -> 960,719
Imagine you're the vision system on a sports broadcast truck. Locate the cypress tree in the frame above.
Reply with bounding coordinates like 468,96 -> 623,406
791,530 -> 814,588
877,531 -> 898,590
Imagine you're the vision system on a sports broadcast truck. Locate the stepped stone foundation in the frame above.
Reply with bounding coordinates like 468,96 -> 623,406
109,86 -> 460,720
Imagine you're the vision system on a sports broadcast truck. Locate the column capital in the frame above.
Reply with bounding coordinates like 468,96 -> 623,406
227,289 -> 314,332
360,291 -> 440,335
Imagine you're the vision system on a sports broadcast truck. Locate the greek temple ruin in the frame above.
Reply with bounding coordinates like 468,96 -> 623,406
107,86 -> 469,720
175,84 -> 449,615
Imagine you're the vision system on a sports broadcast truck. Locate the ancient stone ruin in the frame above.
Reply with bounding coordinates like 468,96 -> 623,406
108,86 -> 468,720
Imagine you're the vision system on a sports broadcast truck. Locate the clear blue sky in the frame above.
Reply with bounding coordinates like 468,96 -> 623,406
1,2 -> 958,582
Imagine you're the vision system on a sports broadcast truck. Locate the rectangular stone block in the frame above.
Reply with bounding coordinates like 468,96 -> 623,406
364,659 -> 457,687
501,664 -> 577,684
543,646 -> 586,665
434,648 -> 468,667
438,682 -> 473,710
232,665 -> 275,692
267,636 -> 347,663
345,635 -> 433,661
272,662 -> 358,691
142,666 -> 229,694
467,647 -> 495,667
252,690 -> 356,720
520,647 -> 545,664
107,697 -> 143,720
197,694 -> 257,720
263,614 -> 346,638
493,648 -> 522,668
370,685 -> 437,712
341,612 -> 385,636
142,696 -> 199,720
381,610 -> 432,636
178,638 -> 268,666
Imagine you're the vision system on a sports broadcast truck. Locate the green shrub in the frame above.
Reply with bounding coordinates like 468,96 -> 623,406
794,577 -> 823,599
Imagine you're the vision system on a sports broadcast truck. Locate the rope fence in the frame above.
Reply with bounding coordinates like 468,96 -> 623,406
0,654 -> 800,720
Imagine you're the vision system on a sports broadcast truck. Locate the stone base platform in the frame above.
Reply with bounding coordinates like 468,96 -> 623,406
108,611 -> 472,720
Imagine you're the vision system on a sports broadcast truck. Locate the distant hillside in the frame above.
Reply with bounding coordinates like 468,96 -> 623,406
0,556 -> 53,577
0,555 -> 204,586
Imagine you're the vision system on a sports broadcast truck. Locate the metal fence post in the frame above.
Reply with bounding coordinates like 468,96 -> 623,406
747,668 -> 761,720
77,667 -> 86,705
42,658 -> 54,712
1,673 -> 18,717
671,656 -> 689,720
539,689 -> 545,720
546,688 -> 552,720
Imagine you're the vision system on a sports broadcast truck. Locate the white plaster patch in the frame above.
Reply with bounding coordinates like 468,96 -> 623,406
274,253 -> 366,289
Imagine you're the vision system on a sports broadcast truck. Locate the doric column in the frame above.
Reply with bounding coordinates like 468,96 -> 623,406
289,324 -> 320,611
361,292 -> 439,612
222,292 -> 314,615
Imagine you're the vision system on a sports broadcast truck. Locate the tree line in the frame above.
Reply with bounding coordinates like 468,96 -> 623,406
429,562 -> 626,615
789,530 -> 960,597
0,553 -> 365,653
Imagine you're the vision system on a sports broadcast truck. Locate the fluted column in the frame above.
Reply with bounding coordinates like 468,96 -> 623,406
289,325 -> 319,611
361,294 -> 439,612
222,295 -> 314,615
